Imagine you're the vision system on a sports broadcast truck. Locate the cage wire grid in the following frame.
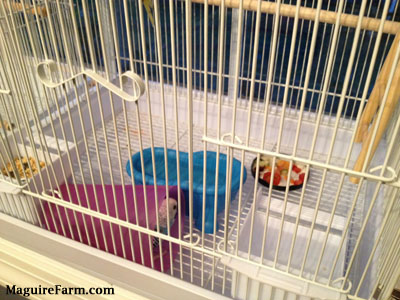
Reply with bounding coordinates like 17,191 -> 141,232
0,0 -> 396,298
67,110 -> 364,297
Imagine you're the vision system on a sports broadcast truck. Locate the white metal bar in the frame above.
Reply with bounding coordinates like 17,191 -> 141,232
307,17 -> 332,116
352,56 -> 400,294
346,0 -> 379,124
12,3 -> 47,116
202,135 -> 398,186
307,0 -> 339,117
122,0 -> 146,266
366,223 -> 400,300
201,0 -> 209,287
80,0 -> 121,254
193,4 -> 198,91
161,1 -> 171,87
186,0 -> 194,284
221,1 -> 235,294
40,0 -> 86,240
137,0 -> 161,269
340,22 -> 400,288
241,0 -> 263,263
210,4 -> 216,98
0,105 -> 38,225
53,0 -> 103,250
377,187 -> 400,258
153,0 -> 172,274
0,144 -> 29,222
354,184 -> 400,295
191,0 -> 400,34
228,3 -> 245,280
0,38 -> 45,215
17,4 -> 51,118
166,0 -> 184,280
109,0 -> 141,262
313,0 -> 392,281
292,0 -> 316,113
71,0 -> 127,254
147,4 -> 155,82
285,0 -> 326,274
1,2 -> 47,195
21,184 -> 209,255
220,246 -> 352,296
273,13 -> 289,107
254,11 -> 271,105
0,212 -> 231,300
107,0 -> 139,263
41,0 -> 93,246
1,1 -> 400,299
92,0 -> 126,248
211,0 -> 226,290
325,1 -> 358,121
238,10 -> 248,101
68,0 -> 117,252
6,4 -> 76,236
272,0 -> 302,268
251,0 -> 281,266
0,194 -> 17,220
258,0 -> 298,267
118,57 -> 367,104
242,10 -> 256,101
0,2 -> 68,233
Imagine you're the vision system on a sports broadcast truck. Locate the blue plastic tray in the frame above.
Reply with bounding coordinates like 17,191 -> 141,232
126,147 -> 247,233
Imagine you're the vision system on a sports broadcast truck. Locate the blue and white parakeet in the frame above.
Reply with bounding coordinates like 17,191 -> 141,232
153,197 -> 178,249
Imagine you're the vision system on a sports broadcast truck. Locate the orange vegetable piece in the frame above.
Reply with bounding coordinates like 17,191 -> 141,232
277,160 -> 290,169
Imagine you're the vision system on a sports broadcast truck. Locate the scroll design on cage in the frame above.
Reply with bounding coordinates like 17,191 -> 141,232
367,165 -> 397,184
183,233 -> 201,247
217,239 -> 236,253
36,60 -> 145,102
221,133 -> 243,144
331,277 -> 353,294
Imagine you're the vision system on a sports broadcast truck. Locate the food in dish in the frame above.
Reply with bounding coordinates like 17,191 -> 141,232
252,155 -> 307,189
2,156 -> 45,179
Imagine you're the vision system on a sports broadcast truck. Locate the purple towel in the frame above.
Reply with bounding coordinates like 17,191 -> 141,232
39,184 -> 185,272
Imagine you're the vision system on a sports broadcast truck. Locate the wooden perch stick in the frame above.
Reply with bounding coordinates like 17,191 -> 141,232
354,34 -> 400,143
350,58 -> 400,184
2,1 -> 47,17
191,0 -> 400,34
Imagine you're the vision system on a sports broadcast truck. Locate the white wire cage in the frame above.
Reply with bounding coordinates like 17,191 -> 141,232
0,0 -> 400,300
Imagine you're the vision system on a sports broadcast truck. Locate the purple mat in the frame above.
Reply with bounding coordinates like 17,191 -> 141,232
39,184 -> 185,272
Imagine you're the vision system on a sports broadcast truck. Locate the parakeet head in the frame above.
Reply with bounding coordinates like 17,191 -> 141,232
158,197 -> 178,229
167,197 -> 178,220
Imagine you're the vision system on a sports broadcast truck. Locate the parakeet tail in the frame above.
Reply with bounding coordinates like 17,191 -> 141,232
143,0 -> 155,27
152,236 -> 160,249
